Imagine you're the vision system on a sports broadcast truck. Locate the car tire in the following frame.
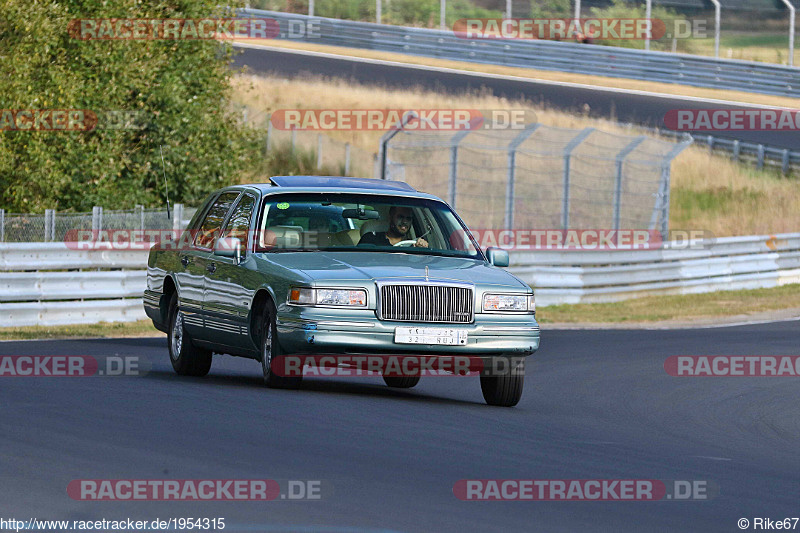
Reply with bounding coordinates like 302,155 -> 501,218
167,292 -> 213,377
480,357 -> 524,407
383,375 -> 421,388
260,302 -> 302,389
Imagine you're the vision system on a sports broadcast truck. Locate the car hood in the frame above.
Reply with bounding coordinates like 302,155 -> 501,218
259,251 -> 528,291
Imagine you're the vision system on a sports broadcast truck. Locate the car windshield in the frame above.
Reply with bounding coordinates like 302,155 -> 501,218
255,193 -> 482,258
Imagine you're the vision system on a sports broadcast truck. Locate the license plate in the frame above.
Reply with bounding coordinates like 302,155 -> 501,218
394,326 -> 468,345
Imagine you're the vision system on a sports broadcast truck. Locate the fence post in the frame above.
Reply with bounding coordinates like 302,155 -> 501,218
173,203 -> 184,232
613,136 -> 647,234
654,137 -> 693,240
345,143 -> 351,175
780,0 -> 795,67
732,140 -> 740,162
782,149 -> 790,175
561,128 -> 595,231
378,111 -> 417,180
505,124 -> 541,229
92,206 -> 103,233
136,204 -> 144,231
448,130 -> 472,209
710,0 -> 721,58
644,0 -> 652,51
309,0 -> 315,17
708,136 -> 715,153
376,0 -> 381,24
44,209 -> 54,241
757,144 -> 765,169
0,209 -> 4,242
440,0 -> 446,30
317,134 -> 323,169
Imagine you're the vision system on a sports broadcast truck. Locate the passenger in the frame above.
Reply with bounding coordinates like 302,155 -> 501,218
358,206 -> 428,248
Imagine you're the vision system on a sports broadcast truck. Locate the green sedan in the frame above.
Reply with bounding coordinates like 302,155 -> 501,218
144,176 -> 539,406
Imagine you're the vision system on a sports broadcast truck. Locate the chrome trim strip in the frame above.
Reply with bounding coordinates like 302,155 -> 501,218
481,326 -> 541,332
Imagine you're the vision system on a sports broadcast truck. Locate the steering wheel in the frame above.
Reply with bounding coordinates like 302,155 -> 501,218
393,240 -> 418,247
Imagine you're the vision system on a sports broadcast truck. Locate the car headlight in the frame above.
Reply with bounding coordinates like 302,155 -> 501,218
289,287 -> 367,307
483,293 -> 535,313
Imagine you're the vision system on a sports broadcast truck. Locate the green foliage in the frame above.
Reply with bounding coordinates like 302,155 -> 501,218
0,0 -> 260,212
530,0 -> 571,19
587,0 -> 694,53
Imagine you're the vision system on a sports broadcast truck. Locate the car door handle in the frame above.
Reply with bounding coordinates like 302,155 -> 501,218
180,256 -> 190,267
207,262 -> 216,274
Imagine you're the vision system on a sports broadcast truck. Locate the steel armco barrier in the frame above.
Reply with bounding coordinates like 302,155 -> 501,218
240,9 -> 800,99
1,233 -> 799,326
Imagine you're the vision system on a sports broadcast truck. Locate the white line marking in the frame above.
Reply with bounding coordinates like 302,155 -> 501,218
234,42 -> 791,110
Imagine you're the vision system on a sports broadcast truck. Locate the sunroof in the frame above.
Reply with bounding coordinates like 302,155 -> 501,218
269,176 -> 416,192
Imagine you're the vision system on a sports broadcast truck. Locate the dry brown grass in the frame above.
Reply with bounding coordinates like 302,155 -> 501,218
237,40 -> 800,109
232,74 -> 800,237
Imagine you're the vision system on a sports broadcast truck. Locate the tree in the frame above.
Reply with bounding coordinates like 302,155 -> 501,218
0,0 -> 259,212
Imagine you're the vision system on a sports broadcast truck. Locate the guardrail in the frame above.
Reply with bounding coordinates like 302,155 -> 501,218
655,129 -> 800,175
241,9 -> 800,99
2,234 -> 799,326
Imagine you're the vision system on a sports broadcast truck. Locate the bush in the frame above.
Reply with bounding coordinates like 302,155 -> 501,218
0,0 -> 260,212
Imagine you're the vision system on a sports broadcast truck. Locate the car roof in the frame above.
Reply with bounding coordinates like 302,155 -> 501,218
231,176 -> 442,201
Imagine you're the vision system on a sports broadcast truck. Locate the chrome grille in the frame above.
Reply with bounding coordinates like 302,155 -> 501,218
379,283 -> 474,323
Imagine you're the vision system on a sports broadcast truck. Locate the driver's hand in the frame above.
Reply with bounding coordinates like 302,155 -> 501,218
414,238 -> 429,248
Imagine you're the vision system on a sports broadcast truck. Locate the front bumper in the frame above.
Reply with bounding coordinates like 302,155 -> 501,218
276,308 -> 539,355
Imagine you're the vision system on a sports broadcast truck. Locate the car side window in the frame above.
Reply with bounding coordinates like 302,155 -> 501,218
194,192 -> 240,249
220,193 -> 257,254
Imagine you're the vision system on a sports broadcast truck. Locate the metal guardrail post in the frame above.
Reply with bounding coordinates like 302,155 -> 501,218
92,206 -> 103,233
345,143 -> 351,176
644,0 -> 652,52
613,136 -> 647,233
504,124 -> 541,229
44,209 -> 54,242
448,130 -> 472,209
440,0 -> 446,30
136,204 -> 144,231
782,149 -> 791,175
376,0 -> 381,24
0,209 -> 4,242
309,0 -> 314,17
732,140 -> 740,162
708,136 -> 715,153
757,145 -> 765,169
561,128 -> 595,231
173,204 -> 184,232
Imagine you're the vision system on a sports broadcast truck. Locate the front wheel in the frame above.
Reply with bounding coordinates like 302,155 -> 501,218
260,303 -> 302,389
167,293 -> 212,377
480,357 -> 525,407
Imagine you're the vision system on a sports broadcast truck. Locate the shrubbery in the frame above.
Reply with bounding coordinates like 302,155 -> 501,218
0,0 -> 260,212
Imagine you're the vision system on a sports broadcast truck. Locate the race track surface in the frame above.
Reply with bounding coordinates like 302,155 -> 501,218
233,46 -> 800,151
2,321 -> 798,532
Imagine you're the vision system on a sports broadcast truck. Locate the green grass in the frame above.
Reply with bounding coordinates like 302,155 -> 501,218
538,283 -> 800,324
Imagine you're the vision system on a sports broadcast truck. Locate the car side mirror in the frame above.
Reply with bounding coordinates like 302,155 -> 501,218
214,237 -> 242,263
486,247 -> 509,267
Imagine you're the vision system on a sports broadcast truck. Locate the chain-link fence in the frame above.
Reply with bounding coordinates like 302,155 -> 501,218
380,124 -> 692,238
0,205 -> 196,243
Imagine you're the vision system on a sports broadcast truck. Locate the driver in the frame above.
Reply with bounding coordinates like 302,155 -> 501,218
358,206 -> 428,248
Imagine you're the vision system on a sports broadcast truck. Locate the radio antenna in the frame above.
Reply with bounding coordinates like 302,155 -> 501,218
160,145 -> 171,220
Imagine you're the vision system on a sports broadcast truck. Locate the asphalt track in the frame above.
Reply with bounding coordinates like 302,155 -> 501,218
233,45 -> 800,151
2,321 -> 799,532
